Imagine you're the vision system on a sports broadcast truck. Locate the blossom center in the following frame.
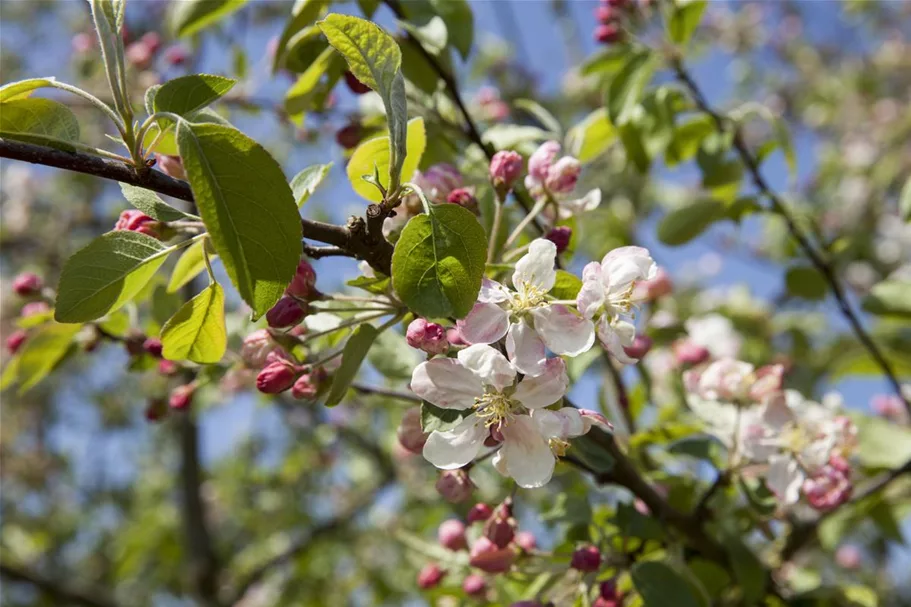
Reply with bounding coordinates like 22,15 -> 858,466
474,392 -> 522,426
509,281 -> 546,315
606,283 -> 636,316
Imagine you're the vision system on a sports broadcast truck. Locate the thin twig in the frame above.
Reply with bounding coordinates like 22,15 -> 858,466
351,383 -> 422,403
0,562 -> 120,607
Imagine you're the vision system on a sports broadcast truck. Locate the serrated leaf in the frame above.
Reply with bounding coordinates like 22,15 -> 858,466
566,108 -> 615,162
421,401 -> 470,433
392,204 -> 487,319
273,0 -> 329,72
153,74 -> 236,120
120,183 -> 193,222
347,117 -> 425,202
176,121 -> 303,318
0,77 -> 57,102
863,280 -> 911,318
55,232 -> 176,323
172,0 -> 248,37
160,283 -> 226,363
290,163 -> 332,207
785,265 -> 828,301
347,274 -> 391,295
143,107 -> 233,156
551,270 -> 582,300
631,561 -> 708,607
668,0 -> 707,45
167,238 -> 213,293
0,98 -> 80,149
325,323 -> 380,406
284,45 -> 345,117
15,322 -> 82,393
657,199 -> 724,246
606,49 -> 657,125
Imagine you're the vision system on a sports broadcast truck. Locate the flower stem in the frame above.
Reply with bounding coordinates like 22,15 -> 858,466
504,195 -> 548,248
486,194 -> 506,265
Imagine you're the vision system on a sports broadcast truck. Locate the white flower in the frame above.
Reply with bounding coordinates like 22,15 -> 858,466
694,358 -> 756,403
457,240 -> 595,376
684,314 -> 742,359
576,246 -> 656,363
411,345 -> 578,488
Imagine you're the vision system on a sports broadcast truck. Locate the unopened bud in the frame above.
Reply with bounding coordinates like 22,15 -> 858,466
447,328 -> 467,346
528,141 -> 561,182
467,502 -> 493,524
335,123 -> 362,149
164,45 -> 188,66
291,373 -> 319,400
483,509 -> 516,548
256,360 -> 298,394
414,163 -> 463,204
72,32 -> 94,53
155,154 -> 186,180
674,340 -> 710,365
446,187 -> 479,214
12,272 -> 42,296
438,519 -> 468,551
545,226 -> 572,254
397,407 -> 429,454
435,469 -> 475,503
544,156 -> 581,194
140,31 -> 161,54
115,209 -> 159,239
343,70 -> 371,95
469,536 -> 516,573
126,40 -> 153,69
169,384 -> 195,410
515,531 -> 537,552
594,23 -> 623,44
417,564 -> 445,590
406,318 -> 449,355
20,301 -> 50,318
286,259 -> 318,299
266,296 -> 306,328
835,545 -> 861,570
622,334 -> 652,360
633,267 -> 672,301
6,329 -> 27,354
595,5 -> 617,22
143,337 -> 163,358
462,573 -> 487,597
749,364 -> 784,402
489,150 -> 523,193
158,359 -> 178,376
570,545 -> 601,572
241,329 -> 275,368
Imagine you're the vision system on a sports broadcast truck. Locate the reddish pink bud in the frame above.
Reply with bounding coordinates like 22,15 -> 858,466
397,407 -> 428,454
515,531 -> 537,552
265,349 -> 294,366
20,301 -> 50,318
438,519 -> 468,551
545,226 -> 572,254
291,373 -> 319,400
467,502 -> 493,524
72,32 -> 94,53
599,580 -> 619,601
158,359 -> 179,376
446,328 -> 467,346
256,360 -> 298,394
164,45 -> 188,66
169,384 -> 195,410
835,545 -> 861,570
674,340 -> 710,365
241,329 -> 275,368
570,545 -> 601,572
266,296 -> 306,328
595,5 -> 618,22
417,564 -> 445,590
633,267 -> 672,301
528,141 -> 561,182
483,510 -> 515,548
544,156 -> 581,194
140,31 -> 161,54
803,456 -> 852,512
606,0 -> 628,7
749,364 -> 784,402
489,150 -> 523,191
155,154 -> 186,180
335,123 -> 362,149
143,337 -> 163,358
115,209 -> 159,239
414,164 -> 463,203
286,259 -> 317,299
446,187 -> 479,214
435,469 -> 475,503
406,318 -> 449,356
343,70 -> 371,95
126,41 -> 153,69
595,23 -> 623,44
623,334 -> 652,360
469,536 -> 516,573
6,329 -> 27,354
462,573 -> 487,597
594,598 -> 619,607
12,272 -> 42,296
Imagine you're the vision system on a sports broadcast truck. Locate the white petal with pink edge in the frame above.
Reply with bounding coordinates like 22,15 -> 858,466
411,358 -> 484,410
531,305 -> 595,356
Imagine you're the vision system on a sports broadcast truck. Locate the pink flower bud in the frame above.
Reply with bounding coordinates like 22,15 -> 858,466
803,456 -> 852,512
169,384 -> 195,410
158,359 -> 178,376
595,23 -> 623,44
835,545 -> 861,570
435,469 -> 474,503
291,373 -> 319,400
748,364 -> 784,402
164,45 -> 188,66
126,41 -> 153,69
545,226 -> 572,254
595,5 -> 618,22
143,337 -> 163,358
140,31 -> 161,54
20,301 -> 50,318
438,519 -> 468,551
467,502 -> 493,524
414,164 -> 463,203
266,296 -> 306,328
286,259 -> 317,299
674,340 -> 710,366
570,545 -> 601,572
515,531 -> 537,552
462,573 -> 487,597
599,580 -> 619,601
115,209 -> 159,239
241,329 -> 275,368
12,272 -> 42,296
633,267 -> 672,301
256,360 -> 298,394
446,187 -> 479,214
483,510 -> 515,548
545,156 -> 581,194
871,394 -> 905,422
343,70 -> 371,95
489,150 -> 523,191
6,329 -> 27,354
417,564 -> 445,590
622,334 -> 652,360
406,318 -> 449,356
469,536 -> 516,573
145,398 -> 168,422
528,141 -> 561,182
447,328 -> 467,346
397,407 -> 428,454
155,154 -> 186,180
335,123 -> 362,149
72,32 -> 94,54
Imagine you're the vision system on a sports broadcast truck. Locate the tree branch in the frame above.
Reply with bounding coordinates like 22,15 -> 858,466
0,562 -> 119,607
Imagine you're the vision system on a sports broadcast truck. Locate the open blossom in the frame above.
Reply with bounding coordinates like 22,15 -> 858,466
576,246 -> 656,363
524,140 -> 600,219
458,239 -> 594,376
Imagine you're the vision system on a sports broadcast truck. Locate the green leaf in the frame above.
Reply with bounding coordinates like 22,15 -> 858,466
89,0 -> 128,118
421,401 -> 470,433
152,74 -> 236,119
566,108 -> 615,163
0,98 -> 80,149
167,238 -> 212,293
606,49 -> 657,125
172,0 -> 248,37
666,115 -> 714,165
347,274 -> 391,295
346,117 -> 425,202
785,265 -> 828,301
428,0 -> 473,60
551,270 -> 583,300
55,232 -> 176,323
668,0 -> 707,45
514,99 -> 561,137
722,532 -> 766,603
273,0 -> 329,72
120,183 -> 194,222
631,561 -> 708,607
656,199 -> 725,246
863,280 -> 911,318
617,120 -> 651,173
15,322 -> 82,394
482,124 -> 550,150
392,204 -> 487,319
900,176 -> 911,222
284,45 -> 346,117
290,163 -> 332,207
399,17 -> 448,55
325,324 -> 380,407
852,413 -> 911,469
160,283 -> 226,363
177,121 -> 303,318
0,77 -> 57,102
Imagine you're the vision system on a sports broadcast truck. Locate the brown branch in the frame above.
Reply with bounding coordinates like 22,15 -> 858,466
0,562 -> 119,607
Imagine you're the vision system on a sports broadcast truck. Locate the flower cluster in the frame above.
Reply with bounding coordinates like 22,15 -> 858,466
525,140 -> 601,220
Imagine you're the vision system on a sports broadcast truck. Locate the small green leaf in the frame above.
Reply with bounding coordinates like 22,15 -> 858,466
89,0 -> 129,118
172,0 -> 248,37
290,163 -> 332,207
161,283 -> 226,363
566,108 -> 615,163
325,323 -> 380,406
785,265 -> 828,301
668,0 -> 707,46
0,77 -> 57,102
0,98 -> 80,149
392,204 -> 487,319
177,121 -> 303,318
55,232 -> 176,323
617,120 -> 651,173
631,561 -> 709,607
284,45 -> 346,117
15,322 -> 82,393
606,49 -> 657,125
347,274 -> 391,295
167,238 -> 213,293
153,74 -> 236,119
515,99 -> 562,138
551,270 -> 583,300
399,16 -> 448,55
421,401 -> 470,433
428,0 -> 473,60
666,115 -> 714,165
852,412 -> 911,469
656,199 -> 725,246
863,280 -> 911,318
272,0 -> 329,72
346,117 -> 425,202
120,183 -> 193,222
481,124 -> 550,150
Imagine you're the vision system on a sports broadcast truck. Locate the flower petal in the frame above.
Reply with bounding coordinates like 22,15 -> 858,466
506,321 -> 546,377
500,415 -> 556,488
411,358 -> 484,409
766,454 -> 803,505
513,239 -> 557,293
532,407 -> 585,439
478,278 -> 509,304
513,357 -> 569,409
457,344 -> 516,391
576,262 -> 604,319
558,188 -> 601,218
422,415 -> 487,470
601,246 -> 657,287
597,318 -> 638,365
531,305 -> 595,356
457,302 -> 509,345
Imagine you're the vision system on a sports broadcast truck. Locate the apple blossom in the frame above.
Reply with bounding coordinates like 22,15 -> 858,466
240,329 -> 276,368
469,536 -> 515,573
489,150 -> 523,192
12,272 -> 42,296
438,519 -> 468,551
524,140 -> 601,219
256,360 -> 298,394
169,384 -> 195,410
6,329 -> 27,354
405,318 -> 449,355
115,209 -> 159,239
416,564 -> 445,589
514,531 -> 537,552
467,502 -> 492,524
435,469 -> 474,503
266,296 -> 306,328
462,573 -> 487,597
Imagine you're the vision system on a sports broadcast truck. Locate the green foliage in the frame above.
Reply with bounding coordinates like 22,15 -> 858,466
161,283 -> 227,364
0,98 -> 80,150
9,322 -> 82,394
176,121 -> 303,319
391,204 -> 487,319
606,49 -> 657,125
290,163 -> 332,207
346,117 -> 425,202
785,265 -> 828,301
551,270 -> 583,300
863,280 -> 911,318
284,45 -> 346,119
900,176 -> 911,222
167,238 -> 210,293
272,0 -> 329,72
631,561 -> 709,607
325,324 -> 381,407
667,0 -> 707,46
121,184 -> 195,222
421,401 -> 469,433
0,77 -> 57,101
567,108 -> 615,162
172,0 -> 248,37
656,199 -> 725,246
852,413 -> 911,469
151,74 -> 236,120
